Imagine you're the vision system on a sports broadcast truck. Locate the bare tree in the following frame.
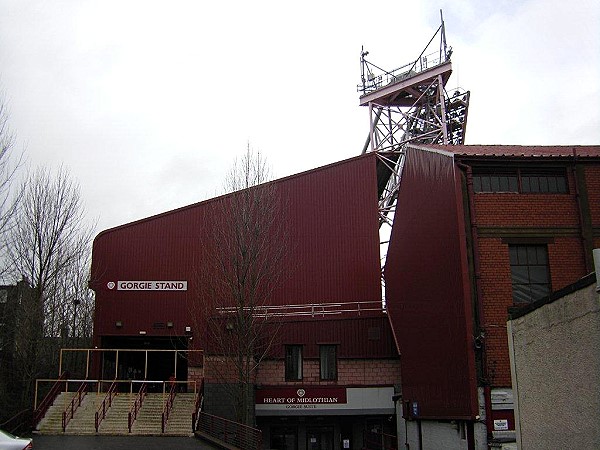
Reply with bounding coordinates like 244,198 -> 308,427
197,146 -> 288,426
0,94 -> 23,279
6,166 -> 95,405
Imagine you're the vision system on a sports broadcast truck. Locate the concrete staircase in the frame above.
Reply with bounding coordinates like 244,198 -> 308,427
64,393 -> 100,435
36,391 -> 197,436
37,392 -> 74,434
164,393 -> 196,436
98,393 -> 134,434
130,393 -> 164,435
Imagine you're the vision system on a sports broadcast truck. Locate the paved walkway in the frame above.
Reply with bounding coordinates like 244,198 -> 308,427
32,435 -> 220,449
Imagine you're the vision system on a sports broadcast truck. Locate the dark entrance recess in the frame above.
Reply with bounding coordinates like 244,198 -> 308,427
100,336 -> 188,389
270,425 -> 298,450
306,426 -> 334,450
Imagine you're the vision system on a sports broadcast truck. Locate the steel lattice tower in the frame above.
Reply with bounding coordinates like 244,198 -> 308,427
358,12 -> 470,275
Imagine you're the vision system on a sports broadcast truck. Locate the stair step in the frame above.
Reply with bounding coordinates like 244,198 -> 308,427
37,392 -> 197,436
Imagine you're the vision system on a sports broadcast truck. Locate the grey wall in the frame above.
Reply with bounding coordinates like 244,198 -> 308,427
508,282 -> 600,450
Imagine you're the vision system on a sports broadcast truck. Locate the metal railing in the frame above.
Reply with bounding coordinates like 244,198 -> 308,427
32,371 -> 68,428
191,379 -> 204,432
216,300 -> 386,318
94,381 -> 117,432
62,381 -> 89,432
128,382 -> 147,433
1,409 -> 32,436
196,412 -> 262,450
161,381 -> 177,433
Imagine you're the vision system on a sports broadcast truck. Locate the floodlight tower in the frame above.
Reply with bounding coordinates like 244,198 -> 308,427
359,11 -> 470,271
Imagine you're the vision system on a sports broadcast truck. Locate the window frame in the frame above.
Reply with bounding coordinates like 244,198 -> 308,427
285,345 -> 303,381
319,344 -> 338,381
472,167 -> 568,194
508,244 -> 552,304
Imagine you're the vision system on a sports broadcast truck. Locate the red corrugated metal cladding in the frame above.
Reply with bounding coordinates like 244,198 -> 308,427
384,146 -> 478,419
91,153 -> 382,351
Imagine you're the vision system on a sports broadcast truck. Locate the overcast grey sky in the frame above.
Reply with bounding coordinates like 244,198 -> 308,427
1,0 -> 599,233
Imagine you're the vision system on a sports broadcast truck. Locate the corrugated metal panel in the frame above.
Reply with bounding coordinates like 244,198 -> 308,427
421,144 -> 600,158
91,153 -> 382,350
385,146 -> 478,419
263,315 -> 397,359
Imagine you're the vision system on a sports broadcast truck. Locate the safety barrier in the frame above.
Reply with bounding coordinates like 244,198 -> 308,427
196,412 -> 262,450
161,381 -> 177,433
94,381 -> 117,432
127,382 -> 147,433
191,379 -> 204,432
32,371 -> 68,428
62,381 -> 89,432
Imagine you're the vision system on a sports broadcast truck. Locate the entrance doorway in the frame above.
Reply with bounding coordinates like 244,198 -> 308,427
100,336 -> 189,387
306,426 -> 334,450
270,425 -> 298,450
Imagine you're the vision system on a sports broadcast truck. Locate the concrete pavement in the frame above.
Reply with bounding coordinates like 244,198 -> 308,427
31,435 -> 220,449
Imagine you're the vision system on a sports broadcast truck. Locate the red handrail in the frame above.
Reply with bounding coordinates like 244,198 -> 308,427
32,371 -> 68,428
94,381 -> 117,432
191,379 -> 204,432
62,381 -> 89,432
127,382 -> 147,433
161,382 -> 177,433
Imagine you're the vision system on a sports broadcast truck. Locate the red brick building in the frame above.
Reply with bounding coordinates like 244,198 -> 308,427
385,144 -> 600,449
90,144 -> 599,449
90,153 -> 400,449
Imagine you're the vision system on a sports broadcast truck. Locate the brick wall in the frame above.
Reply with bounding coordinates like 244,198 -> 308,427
256,358 -> 401,386
467,163 -> 600,389
586,166 -> 600,225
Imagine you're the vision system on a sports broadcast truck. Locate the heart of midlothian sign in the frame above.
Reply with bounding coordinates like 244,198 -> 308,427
256,387 -> 347,405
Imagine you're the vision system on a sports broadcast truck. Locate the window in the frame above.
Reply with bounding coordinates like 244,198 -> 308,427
285,345 -> 303,381
521,171 -> 567,193
473,168 -> 567,194
319,345 -> 337,380
473,171 -> 518,193
509,245 -> 551,303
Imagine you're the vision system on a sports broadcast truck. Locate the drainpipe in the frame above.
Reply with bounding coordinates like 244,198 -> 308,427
594,249 -> 600,292
571,148 -> 595,273
457,162 -> 494,441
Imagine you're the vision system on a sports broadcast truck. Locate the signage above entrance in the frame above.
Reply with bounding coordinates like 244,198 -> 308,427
256,387 -> 347,405
255,386 -> 395,416
108,281 -> 188,291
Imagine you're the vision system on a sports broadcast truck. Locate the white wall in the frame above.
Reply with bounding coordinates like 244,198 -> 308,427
508,281 -> 600,450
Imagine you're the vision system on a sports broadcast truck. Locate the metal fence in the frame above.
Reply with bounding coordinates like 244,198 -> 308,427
196,412 -> 262,450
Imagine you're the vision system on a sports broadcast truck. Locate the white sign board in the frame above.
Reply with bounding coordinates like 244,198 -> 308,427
494,419 -> 509,431
107,281 -> 188,291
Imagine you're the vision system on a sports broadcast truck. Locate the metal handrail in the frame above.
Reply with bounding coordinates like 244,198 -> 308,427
197,412 -> 262,450
191,379 -> 204,432
62,381 -> 88,432
161,382 -> 177,433
32,371 -> 68,428
128,382 -> 147,433
94,381 -> 117,432
216,300 -> 386,318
